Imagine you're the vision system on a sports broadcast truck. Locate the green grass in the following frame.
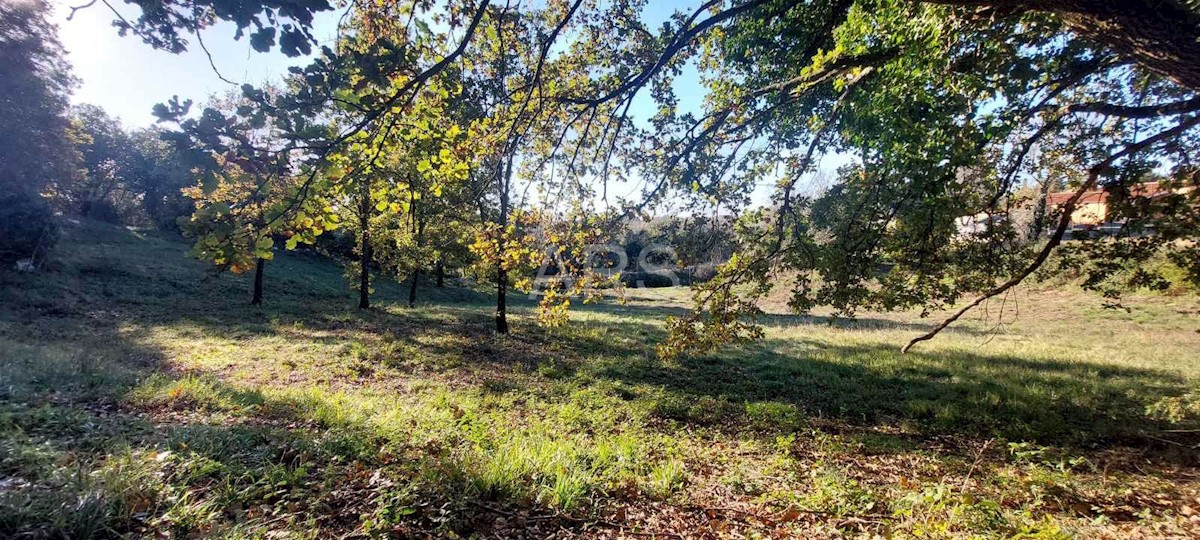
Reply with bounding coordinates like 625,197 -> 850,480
1,219 -> 1198,538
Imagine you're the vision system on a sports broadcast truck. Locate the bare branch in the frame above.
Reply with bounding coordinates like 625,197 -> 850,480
1067,95 -> 1200,118
67,0 -> 98,20
194,26 -> 238,86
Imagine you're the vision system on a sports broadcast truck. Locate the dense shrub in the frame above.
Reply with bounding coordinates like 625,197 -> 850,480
0,192 -> 58,268
621,271 -> 679,288
1037,244 -> 1199,296
80,198 -> 123,224
311,228 -> 358,260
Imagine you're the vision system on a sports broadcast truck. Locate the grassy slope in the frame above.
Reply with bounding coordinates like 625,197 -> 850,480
1,219 -> 1198,539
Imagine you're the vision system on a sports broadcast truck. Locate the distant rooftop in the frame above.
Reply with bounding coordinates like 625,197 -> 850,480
1045,182 -> 1169,206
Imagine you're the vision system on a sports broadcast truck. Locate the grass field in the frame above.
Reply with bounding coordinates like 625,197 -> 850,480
2,220 -> 1198,539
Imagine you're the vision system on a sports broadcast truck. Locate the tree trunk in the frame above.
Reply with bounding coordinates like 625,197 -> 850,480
436,259 -> 445,288
496,263 -> 508,334
495,157 -> 512,334
251,257 -> 265,306
408,189 -> 426,308
1031,175 -> 1054,241
408,267 -> 420,308
358,206 -> 371,310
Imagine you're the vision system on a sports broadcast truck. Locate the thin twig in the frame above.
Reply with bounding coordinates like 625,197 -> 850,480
962,438 -> 994,487
67,0 -> 98,20
194,23 -> 239,86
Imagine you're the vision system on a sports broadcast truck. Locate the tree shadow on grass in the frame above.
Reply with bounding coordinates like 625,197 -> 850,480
591,331 -> 1197,458
149,290 -> 1192,464
575,299 -> 993,336
16,219 -> 1195,459
0,303 -> 584,539
4,221 -> 1198,537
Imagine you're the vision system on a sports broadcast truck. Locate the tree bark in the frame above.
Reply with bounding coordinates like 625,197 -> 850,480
405,187 -> 429,308
1031,175 -> 1054,241
495,157 -> 512,334
436,259 -> 445,287
358,201 -> 371,310
251,257 -> 265,306
408,267 -> 420,308
496,263 -> 508,333
925,0 -> 1200,91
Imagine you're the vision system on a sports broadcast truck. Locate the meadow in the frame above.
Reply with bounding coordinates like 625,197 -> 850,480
1,220 -> 1198,539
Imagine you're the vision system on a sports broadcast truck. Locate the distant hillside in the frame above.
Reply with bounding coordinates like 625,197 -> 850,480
0,219 -> 494,319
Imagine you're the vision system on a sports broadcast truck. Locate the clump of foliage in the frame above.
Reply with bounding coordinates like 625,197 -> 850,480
86,0 -> 1200,348
69,104 -> 195,229
641,1 -> 1200,358
0,193 -> 59,268
0,0 -> 80,267
158,88 -> 340,303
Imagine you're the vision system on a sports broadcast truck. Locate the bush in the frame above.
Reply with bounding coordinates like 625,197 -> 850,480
0,192 -> 58,268
679,263 -> 719,284
621,271 -> 679,288
80,198 -> 123,224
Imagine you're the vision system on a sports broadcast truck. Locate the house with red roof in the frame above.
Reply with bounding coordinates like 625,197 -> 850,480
1045,182 -> 1192,229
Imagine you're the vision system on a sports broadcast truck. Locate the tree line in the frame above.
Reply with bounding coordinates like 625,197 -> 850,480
3,0 -> 1198,356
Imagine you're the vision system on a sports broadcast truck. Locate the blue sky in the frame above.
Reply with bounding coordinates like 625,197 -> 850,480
54,0 -> 344,126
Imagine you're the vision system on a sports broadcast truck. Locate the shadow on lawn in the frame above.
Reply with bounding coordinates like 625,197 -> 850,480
308,300 -> 1196,460
58,255 -> 1190,458
3,221 -> 1197,537
22,220 -> 1197,455
0,291 -> 569,538
0,234 -> 507,537
592,331 -> 1195,450
576,299 -> 993,336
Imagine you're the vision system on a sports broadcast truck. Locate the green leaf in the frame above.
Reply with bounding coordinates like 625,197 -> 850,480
249,28 -> 276,53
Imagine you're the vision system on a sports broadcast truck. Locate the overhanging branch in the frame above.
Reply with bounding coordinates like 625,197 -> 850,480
902,113 -> 1200,353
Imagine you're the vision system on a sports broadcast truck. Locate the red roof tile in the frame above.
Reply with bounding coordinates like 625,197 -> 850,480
1045,182 -> 1165,206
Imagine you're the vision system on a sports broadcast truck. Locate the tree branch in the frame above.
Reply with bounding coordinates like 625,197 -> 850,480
921,0 -> 1200,91
67,0 -> 98,20
1067,95 -> 1200,118
902,113 -> 1200,353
